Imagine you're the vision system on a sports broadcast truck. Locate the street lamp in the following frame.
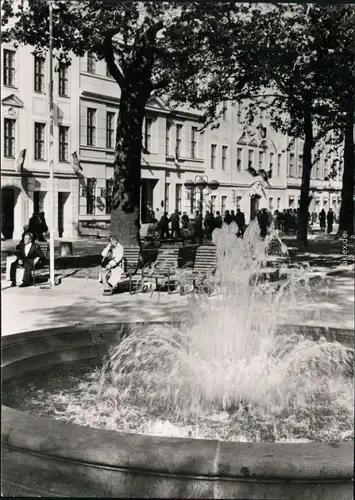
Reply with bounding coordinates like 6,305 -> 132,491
184,175 -> 219,216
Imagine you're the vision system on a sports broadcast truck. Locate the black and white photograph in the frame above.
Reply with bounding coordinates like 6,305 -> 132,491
1,1 -> 354,498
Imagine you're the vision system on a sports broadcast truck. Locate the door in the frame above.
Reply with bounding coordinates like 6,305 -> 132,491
58,192 -> 64,238
1,187 -> 15,239
250,195 -> 260,220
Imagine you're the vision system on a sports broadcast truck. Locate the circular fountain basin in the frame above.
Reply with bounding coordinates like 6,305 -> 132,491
2,323 -> 354,499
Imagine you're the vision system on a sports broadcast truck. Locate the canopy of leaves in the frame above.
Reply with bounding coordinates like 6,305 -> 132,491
2,1 -> 255,100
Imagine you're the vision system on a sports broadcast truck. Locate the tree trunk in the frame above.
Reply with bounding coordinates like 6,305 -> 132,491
110,83 -> 151,247
338,113 -> 354,236
297,100 -> 314,246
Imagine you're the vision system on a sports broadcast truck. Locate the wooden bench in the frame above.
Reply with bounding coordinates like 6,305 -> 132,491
180,245 -> 217,296
121,246 -> 141,294
141,248 -> 179,294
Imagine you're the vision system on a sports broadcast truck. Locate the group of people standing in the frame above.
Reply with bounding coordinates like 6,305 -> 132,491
316,208 -> 334,234
149,208 -> 246,243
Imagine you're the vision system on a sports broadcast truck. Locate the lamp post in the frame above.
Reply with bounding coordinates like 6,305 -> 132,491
184,175 -> 219,216
48,0 -> 55,287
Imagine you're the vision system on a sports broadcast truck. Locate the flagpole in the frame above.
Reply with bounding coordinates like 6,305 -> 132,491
48,0 -> 55,287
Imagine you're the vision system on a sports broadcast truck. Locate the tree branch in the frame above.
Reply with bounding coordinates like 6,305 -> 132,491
103,37 -> 126,89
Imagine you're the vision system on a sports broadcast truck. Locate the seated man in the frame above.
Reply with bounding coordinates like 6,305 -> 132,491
98,235 -> 126,296
10,232 -> 45,287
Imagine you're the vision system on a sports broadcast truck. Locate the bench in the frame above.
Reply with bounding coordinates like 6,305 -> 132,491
180,245 -> 217,296
141,248 -> 179,294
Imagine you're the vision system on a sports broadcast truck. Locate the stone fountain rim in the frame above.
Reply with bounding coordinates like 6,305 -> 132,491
2,322 -> 354,482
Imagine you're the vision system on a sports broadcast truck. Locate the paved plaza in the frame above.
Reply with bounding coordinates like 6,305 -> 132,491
2,234 -> 354,337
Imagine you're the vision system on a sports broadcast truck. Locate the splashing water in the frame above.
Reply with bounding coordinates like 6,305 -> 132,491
11,221 -> 354,442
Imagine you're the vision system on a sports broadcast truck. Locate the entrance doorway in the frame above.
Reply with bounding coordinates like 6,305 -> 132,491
1,187 -> 15,239
141,179 -> 157,223
58,192 -> 70,237
250,195 -> 260,220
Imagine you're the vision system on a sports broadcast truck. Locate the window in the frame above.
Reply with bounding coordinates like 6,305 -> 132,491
211,195 -> 216,213
58,63 -> 69,96
315,161 -> 320,179
324,158 -> 329,179
289,153 -> 295,177
176,124 -> 182,157
86,178 -> 96,214
58,126 -> 69,162
34,56 -> 45,92
277,154 -> 281,176
258,150 -> 264,171
191,126 -> 198,158
222,146 -> 228,171
34,123 -> 45,160
175,184 -> 182,211
87,53 -> 96,74
106,112 -> 115,149
289,197 -> 295,208
211,144 -> 217,169
298,154 -> 303,177
166,121 -> 172,155
221,195 -> 227,214
87,108 -> 96,146
269,152 -> 274,172
277,197 -> 281,209
105,178 -> 113,214
248,149 -> 254,169
236,196 -> 242,209
3,50 -> 15,86
144,117 -> 153,152
237,147 -> 242,172
4,118 -> 16,158
269,197 -> 273,211
260,107 -> 265,122
165,183 -> 170,211
222,101 -> 227,120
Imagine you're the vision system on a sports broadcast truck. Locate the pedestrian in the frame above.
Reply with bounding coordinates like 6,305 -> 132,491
327,208 -> 334,234
258,208 -> 270,239
28,212 -> 41,240
319,209 -> 326,232
181,212 -> 189,229
235,208 -> 245,237
159,211 -> 170,239
194,210 -> 203,244
38,212 -> 48,241
224,210 -> 232,225
215,211 -> 223,228
170,209 -> 181,238
204,210 -> 214,238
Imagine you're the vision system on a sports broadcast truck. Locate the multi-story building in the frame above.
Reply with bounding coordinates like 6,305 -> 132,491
1,44 -> 342,240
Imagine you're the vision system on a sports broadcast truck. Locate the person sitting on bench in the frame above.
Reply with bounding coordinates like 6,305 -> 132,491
10,232 -> 45,287
99,235 -> 126,296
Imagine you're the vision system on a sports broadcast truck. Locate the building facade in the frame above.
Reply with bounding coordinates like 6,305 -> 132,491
1,44 -> 342,240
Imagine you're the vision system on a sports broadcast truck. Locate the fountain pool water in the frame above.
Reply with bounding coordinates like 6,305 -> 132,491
3,222 -> 354,444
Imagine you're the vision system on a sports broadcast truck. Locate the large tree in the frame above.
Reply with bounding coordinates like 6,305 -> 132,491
311,5 -> 355,237
2,0 -> 254,246
171,3 -> 354,245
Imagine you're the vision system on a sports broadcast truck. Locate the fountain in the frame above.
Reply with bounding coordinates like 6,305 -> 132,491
2,222 -> 354,499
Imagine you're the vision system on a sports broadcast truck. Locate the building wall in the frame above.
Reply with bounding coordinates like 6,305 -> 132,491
1,45 -> 342,240
1,43 -> 79,239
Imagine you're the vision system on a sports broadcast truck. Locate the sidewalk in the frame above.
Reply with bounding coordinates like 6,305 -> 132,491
1,233 -> 353,337
2,266 -> 354,336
